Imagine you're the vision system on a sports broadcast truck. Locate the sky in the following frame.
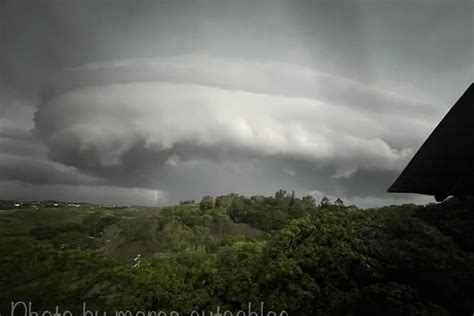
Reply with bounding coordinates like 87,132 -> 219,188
0,0 -> 472,207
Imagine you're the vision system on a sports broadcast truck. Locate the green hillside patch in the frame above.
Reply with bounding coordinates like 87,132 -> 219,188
0,193 -> 473,315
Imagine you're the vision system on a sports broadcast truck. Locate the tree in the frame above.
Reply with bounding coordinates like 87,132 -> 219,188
275,189 -> 287,199
215,195 -> 233,209
199,196 -> 215,212
320,196 -> 330,207
334,198 -> 344,207
290,190 -> 296,205
302,195 -> 316,206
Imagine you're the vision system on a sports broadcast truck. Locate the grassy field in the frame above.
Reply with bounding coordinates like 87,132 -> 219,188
0,203 -> 266,261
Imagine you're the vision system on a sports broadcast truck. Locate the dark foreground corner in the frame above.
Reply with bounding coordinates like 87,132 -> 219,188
389,83 -> 474,202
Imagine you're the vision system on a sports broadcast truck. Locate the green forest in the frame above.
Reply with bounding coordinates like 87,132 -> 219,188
0,192 -> 473,315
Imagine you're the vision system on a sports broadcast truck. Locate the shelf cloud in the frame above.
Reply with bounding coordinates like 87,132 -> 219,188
1,0 -> 472,206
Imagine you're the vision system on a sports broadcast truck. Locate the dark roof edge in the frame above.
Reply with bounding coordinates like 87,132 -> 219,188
387,82 -> 474,193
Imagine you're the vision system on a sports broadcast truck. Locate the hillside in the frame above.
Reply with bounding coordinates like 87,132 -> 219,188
0,193 -> 473,315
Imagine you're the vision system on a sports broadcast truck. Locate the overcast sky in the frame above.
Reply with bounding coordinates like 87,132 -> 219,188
0,0 -> 472,207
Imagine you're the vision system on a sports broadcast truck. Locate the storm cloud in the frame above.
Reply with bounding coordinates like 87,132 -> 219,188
0,0 -> 472,206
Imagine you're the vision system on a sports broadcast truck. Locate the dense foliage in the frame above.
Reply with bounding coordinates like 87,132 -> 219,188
0,193 -> 473,315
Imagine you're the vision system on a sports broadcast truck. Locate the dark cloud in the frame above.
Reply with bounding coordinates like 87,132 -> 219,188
0,154 -> 96,185
0,0 -> 472,206
334,168 -> 401,199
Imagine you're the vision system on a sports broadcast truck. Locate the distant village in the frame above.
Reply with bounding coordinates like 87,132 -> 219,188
0,200 -> 128,210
